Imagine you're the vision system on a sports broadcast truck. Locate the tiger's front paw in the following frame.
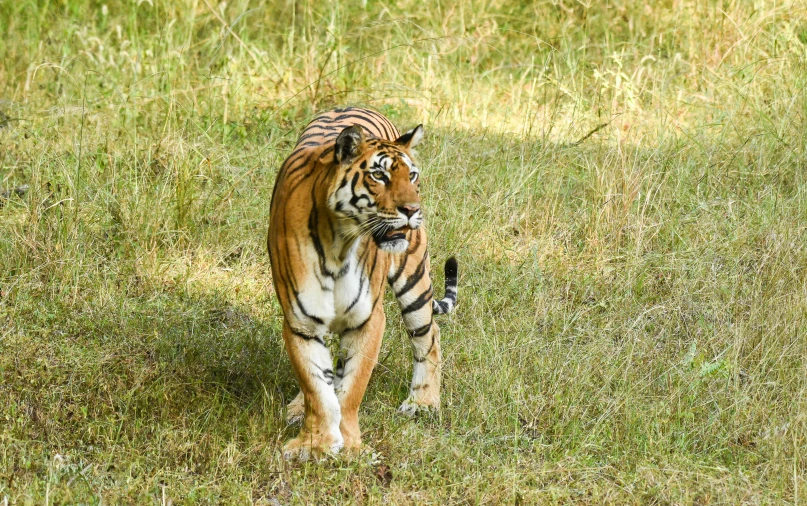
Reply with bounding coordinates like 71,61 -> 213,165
282,429 -> 344,461
398,394 -> 440,417
285,392 -> 305,425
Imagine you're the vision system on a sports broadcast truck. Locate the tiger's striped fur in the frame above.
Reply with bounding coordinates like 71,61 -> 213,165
267,107 -> 458,460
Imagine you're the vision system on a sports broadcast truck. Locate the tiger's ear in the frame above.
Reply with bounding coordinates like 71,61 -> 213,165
334,125 -> 366,165
395,125 -> 424,150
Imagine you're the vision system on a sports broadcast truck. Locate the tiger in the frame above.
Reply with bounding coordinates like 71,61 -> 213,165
267,106 -> 458,460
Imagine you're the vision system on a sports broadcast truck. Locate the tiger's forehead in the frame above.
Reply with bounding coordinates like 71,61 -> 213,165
363,140 -> 416,171
365,139 -> 407,157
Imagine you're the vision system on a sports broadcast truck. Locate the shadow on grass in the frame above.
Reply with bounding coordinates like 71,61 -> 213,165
0,287 -> 301,473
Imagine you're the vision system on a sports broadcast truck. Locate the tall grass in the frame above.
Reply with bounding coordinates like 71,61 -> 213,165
1,0 -> 806,503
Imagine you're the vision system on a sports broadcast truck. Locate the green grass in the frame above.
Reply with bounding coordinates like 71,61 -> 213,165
1,0 -> 806,503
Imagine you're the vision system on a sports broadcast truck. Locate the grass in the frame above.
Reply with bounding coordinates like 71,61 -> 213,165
1,0 -> 806,503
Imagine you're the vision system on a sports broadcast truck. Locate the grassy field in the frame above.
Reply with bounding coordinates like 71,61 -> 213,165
1,0 -> 806,503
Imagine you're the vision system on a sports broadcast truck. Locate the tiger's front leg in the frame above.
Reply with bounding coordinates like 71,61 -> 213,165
398,318 -> 441,415
281,320 -> 343,460
334,309 -> 386,450
390,248 -> 442,415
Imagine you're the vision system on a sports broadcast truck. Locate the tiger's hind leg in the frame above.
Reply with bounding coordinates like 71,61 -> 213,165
389,238 -> 442,415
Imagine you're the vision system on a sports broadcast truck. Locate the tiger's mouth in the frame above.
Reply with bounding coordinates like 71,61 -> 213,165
372,224 -> 411,246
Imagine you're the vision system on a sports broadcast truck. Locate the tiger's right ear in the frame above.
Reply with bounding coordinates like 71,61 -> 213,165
334,125 -> 366,165
395,124 -> 424,150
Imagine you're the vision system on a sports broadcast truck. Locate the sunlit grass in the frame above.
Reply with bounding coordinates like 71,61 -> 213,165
1,0 -> 806,503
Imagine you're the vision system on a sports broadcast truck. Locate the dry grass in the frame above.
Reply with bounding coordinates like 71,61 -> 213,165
1,0 -> 806,503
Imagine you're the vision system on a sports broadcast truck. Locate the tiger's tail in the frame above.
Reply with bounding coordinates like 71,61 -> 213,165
432,257 -> 458,315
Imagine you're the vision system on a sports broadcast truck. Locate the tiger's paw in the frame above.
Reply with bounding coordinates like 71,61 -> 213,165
341,433 -> 364,452
282,430 -> 344,462
285,392 -> 305,425
340,442 -> 379,463
398,395 -> 440,417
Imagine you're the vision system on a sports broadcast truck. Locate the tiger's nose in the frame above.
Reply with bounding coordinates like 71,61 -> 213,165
398,204 -> 420,218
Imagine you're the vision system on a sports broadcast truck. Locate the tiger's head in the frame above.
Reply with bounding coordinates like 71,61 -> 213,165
327,124 -> 425,253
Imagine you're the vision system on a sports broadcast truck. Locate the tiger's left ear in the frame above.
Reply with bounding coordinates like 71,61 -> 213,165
334,125 -> 366,165
395,125 -> 424,150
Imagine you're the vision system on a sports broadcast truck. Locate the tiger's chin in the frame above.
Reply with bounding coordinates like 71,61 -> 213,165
372,225 -> 411,253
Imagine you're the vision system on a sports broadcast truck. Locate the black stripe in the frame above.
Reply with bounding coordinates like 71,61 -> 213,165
309,178 -> 340,279
343,289 -> 383,332
401,286 -> 433,314
312,363 -> 335,385
413,334 -> 435,362
394,253 -> 428,297
366,245 -> 379,278
408,320 -> 433,338
285,165 -> 315,197
297,131 -> 326,143
364,111 -> 393,139
291,329 -> 326,347
284,149 -> 316,177
389,256 -> 408,284
344,314 -> 371,332
300,124 -> 341,135
345,274 -> 365,312
361,108 -> 399,139
292,290 -> 325,324
406,230 -> 422,255
309,112 -> 383,127
320,145 -> 335,159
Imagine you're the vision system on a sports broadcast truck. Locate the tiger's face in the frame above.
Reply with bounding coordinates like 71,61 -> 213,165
328,125 -> 425,253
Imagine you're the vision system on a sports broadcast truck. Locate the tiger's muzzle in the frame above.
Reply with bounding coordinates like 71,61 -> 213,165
371,209 -> 422,251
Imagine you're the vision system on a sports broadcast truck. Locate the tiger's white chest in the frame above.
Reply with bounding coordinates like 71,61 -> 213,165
296,240 -> 375,336
329,249 -> 374,334
330,270 -> 373,334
